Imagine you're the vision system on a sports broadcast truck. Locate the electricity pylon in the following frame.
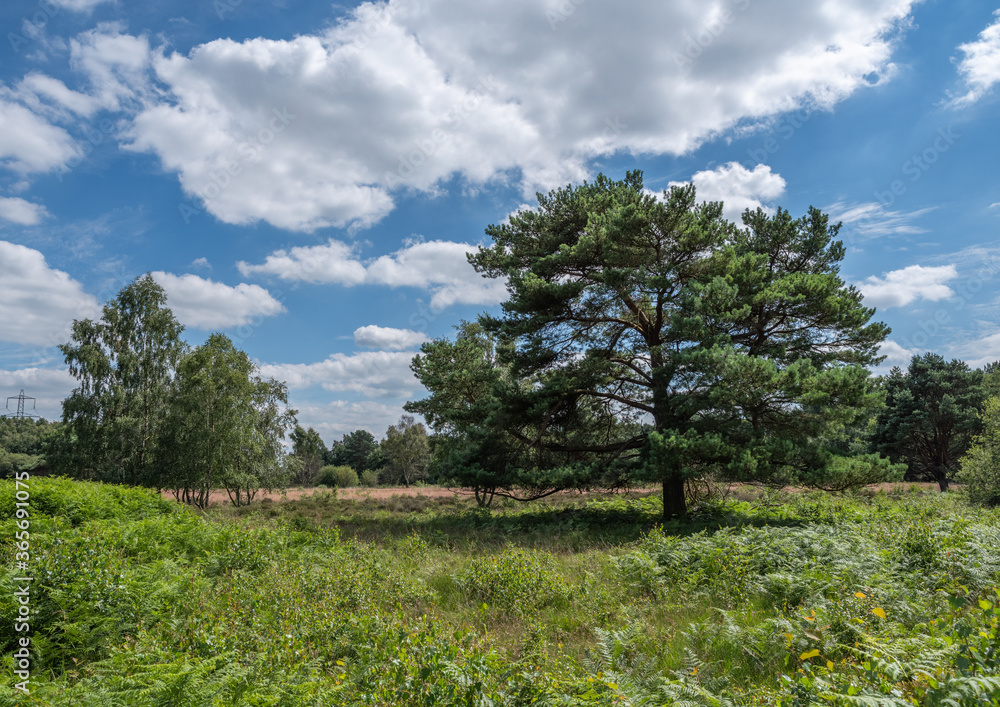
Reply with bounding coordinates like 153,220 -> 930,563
5,390 -> 37,420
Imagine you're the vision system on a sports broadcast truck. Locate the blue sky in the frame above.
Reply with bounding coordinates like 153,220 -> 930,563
0,0 -> 998,444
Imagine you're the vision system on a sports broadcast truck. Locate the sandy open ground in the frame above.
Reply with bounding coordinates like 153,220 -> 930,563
162,486 -> 503,506
161,481 -> 943,507
162,485 -> 667,507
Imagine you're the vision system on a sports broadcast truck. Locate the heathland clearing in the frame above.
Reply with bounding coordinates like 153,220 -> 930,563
3,478 -> 1000,705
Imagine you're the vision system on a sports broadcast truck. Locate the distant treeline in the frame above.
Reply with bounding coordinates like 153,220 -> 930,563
0,416 -> 59,477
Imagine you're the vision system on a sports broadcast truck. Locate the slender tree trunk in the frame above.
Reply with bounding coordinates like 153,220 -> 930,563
662,473 -> 686,520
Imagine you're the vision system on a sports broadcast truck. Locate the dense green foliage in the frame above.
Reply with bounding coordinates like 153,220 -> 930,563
958,395 -> 1000,506
158,334 -> 293,508
0,418 -> 60,479
873,353 -> 985,491
329,429 -> 384,475
380,415 -> 430,487
318,465 -> 360,488
0,419 -> 59,458
48,277 -> 296,503
407,321 -> 570,506
52,274 -> 186,486
290,425 -> 326,485
0,476 -> 177,525
413,172 -> 891,517
0,453 -> 39,479
3,478 -> 1000,705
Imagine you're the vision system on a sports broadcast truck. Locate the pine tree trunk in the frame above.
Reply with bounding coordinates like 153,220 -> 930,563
662,474 -> 686,520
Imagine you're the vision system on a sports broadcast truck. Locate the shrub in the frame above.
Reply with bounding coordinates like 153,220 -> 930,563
457,546 -> 568,613
317,465 -> 336,487
958,396 -> 1000,506
617,523 -> 884,609
318,465 -> 359,488
0,450 -> 42,478
360,469 -> 380,487
0,476 -> 179,525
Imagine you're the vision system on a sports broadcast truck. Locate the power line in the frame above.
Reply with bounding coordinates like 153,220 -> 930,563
5,390 -> 38,420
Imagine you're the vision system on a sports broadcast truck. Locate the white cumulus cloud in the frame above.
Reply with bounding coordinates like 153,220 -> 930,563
951,10 -> 1000,106
354,325 -> 428,350
16,74 -> 102,119
0,240 -> 100,347
51,0 -> 116,11
0,197 -> 48,225
670,162 -> 787,222
70,23 -> 152,112
259,351 -> 419,399
239,238 -> 507,310
119,0 -> 917,231
365,240 -> 508,309
876,340 -> 917,369
151,272 -> 285,329
857,264 -> 959,309
293,400 -> 410,441
0,98 -> 80,174
237,240 -> 366,285
958,331 -> 1000,370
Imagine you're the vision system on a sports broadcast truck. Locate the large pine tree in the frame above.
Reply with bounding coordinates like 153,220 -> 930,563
417,171 -> 890,518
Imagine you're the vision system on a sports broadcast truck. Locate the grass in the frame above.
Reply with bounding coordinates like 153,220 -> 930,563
1,479 -> 1000,704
